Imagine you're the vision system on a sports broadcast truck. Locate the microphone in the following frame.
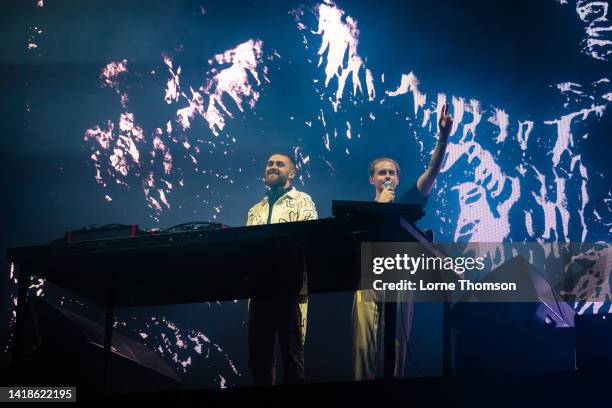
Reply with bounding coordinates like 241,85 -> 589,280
381,180 -> 394,203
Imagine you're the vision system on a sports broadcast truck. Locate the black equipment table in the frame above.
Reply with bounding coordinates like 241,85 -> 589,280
7,203 -> 450,385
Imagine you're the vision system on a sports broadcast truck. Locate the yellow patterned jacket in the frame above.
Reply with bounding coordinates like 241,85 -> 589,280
246,187 -> 318,226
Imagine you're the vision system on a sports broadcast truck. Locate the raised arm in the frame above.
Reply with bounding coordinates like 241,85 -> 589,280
416,103 -> 453,196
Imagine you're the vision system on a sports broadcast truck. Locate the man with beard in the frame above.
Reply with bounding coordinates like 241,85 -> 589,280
246,153 -> 318,385
353,103 -> 453,380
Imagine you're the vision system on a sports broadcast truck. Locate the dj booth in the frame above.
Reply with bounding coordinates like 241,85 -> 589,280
8,201 -> 450,391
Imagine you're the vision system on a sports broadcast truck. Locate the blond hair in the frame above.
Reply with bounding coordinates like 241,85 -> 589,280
368,157 -> 400,177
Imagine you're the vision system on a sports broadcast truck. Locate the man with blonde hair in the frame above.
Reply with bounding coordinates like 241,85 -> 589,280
353,103 -> 453,379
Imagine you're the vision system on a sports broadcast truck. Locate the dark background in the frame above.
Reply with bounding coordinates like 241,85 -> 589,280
1,0 -> 610,389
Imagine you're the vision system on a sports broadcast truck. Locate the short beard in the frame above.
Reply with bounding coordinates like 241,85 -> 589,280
265,174 -> 287,188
